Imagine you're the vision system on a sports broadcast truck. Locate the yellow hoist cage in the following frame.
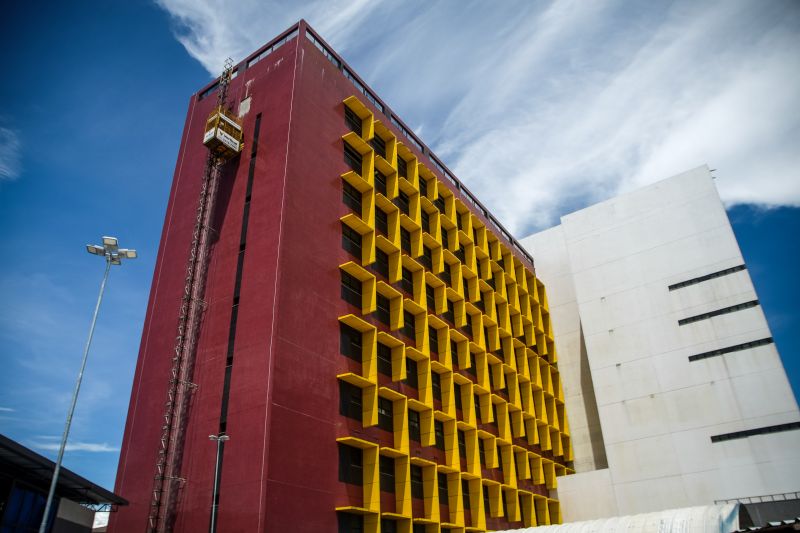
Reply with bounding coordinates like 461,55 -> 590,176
202,106 -> 244,159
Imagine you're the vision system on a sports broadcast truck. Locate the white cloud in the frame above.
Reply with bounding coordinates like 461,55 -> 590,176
0,407 -> 14,412
0,126 -> 21,181
156,0 -> 800,234
31,440 -> 119,453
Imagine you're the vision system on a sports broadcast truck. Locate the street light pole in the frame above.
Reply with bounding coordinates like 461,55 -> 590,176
209,433 -> 230,533
39,237 -> 136,533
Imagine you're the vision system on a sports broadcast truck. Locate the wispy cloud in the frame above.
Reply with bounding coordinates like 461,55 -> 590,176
155,0 -> 800,234
0,407 -> 15,412
31,440 -> 120,453
0,126 -> 22,181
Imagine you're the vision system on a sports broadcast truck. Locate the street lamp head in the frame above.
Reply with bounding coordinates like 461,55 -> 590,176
86,245 -> 104,256
102,236 -> 118,249
118,248 -> 138,259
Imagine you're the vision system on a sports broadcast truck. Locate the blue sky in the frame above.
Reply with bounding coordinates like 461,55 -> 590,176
0,0 -> 798,494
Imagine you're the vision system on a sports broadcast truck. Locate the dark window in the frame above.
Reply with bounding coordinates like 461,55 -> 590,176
340,323 -> 362,361
338,512 -> 363,533
450,340 -> 459,363
689,337 -> 774,362
438,472 -> 449,504
341,271 -> 362,307
455,247 -> 466,263
380,519 -> 397,533
375,208 -> 389,236
379,455 -> 395,493
454,383 -> 462,411
343,182 -> 362,216
402,310 -> 416,341
375,294 -> 391,325
339,381 -> 362,421
461,316 -> 472,339
344,142 -> 362,174
462,479 -> 471,510
344,106 -> 362,136
472,227 -> 479,245
710,421 -> 800,443
458,429 -> 467,459
410,464 -> 424,499
378,397 -> 393,432
456,212 -> 464,230
429,326 -> 439,354
476,294 -> 485,313
441,227 -> 449,250
426,285 -> 437,311
669,264 -> 746,291
434,420 -> 445,450
492,403 -> 499,428
419,177 -> 428,198
502,491 -> 510,521
678,300 -> 759,326
483,327 -> 491,350
443,304 -> 455,324
371,135 -> 386,159
401,267 -> 414,294
474,396 -> 482,423
408,409 -> 421,442
421,210 -> 431,233
394,190 -> 410,215
400,227 -> 412,254
466,357 -> 477,377
434,196 -> 446,213
431,372 -> 442,402
373,248 -> 389,278
487,275 -> 495,290
483,486 -> 490,516
377,342 -> 392,376
439,264 -> 452,286
405,357 -> 418,389
421,246 -> 433,270
342,223 -> 362,258
478,439 -> 486,466
338,444 -> 363,485
374,169 -> 387,196
413,525 -> 426,533
397,157 -> 407,178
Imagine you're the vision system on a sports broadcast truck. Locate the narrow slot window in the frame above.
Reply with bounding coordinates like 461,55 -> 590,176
375,207 -> 388,235
408,409 -> 421,442
379,455 -> 395,493
410,464 -> 424,499
402,310 -> 417,341
405,357 -> 419,389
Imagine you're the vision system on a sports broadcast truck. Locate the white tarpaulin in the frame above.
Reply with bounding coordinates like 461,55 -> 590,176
496,504 -> 740,533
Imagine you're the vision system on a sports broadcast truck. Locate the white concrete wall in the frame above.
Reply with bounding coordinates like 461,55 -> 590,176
522,166 -> 800,522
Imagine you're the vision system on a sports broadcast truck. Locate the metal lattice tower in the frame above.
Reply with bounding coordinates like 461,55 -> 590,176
147,58 -> 236,533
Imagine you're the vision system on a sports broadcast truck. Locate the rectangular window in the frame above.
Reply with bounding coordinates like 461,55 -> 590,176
419,177 -> 428,198
439,264 -> 452,286
400,227 -> 412,254
402,310 -> 416,341
669,264 -> 746,291
429,326 -> 439,354
408,409 -> 421,442
474,395 -> 482,423
454,383 -> 462,411
375,208 -> 388,236
394,190 -> 411,216
397,157 -> 407,178
434,196 -> 446,213
476,294 -> 485,313
443,304 -> 455,325
421,210 -> 431,234
410,464 -> 424,499
502,491 -> 509,521
377,342 -> 392,376
379,455 -> 395,493
338,444 -> 363,486
421,246 -> 433,270
378,396 -> 394,432
373,248 -> 389,278
371,135 -> 386,159
426,285 -> 437,311
438,472 -> 449,504
338,512 -> 363,533
458,429 -> 467,459
380,519 -> 397,533
483,486 -> 490,516
343,181 -> 362,213
472,226 -> 479,246
441,227 -> 449,250
375,294 -> 391,326
340,323 -> 362,361
344,106 -> 362,136
341,271 -> 362,307
401,267 -> 415,294
339,380 -> 362,421
432,372 -> 442,401
462,479 -> 471,510
374,169 -> 387,197
344,142 -> 362,174
342,223 -> 362,258
710,421 -> 800,443
492,403 -> 499,428
678,300 -> 759,326
434,420 -> 445,450
689,337 -> 774,362
405,357 -> 418,389
455,247 -> 466,264
478,439 -> 486,466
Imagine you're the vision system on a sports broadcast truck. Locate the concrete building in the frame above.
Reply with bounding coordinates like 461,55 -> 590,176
520,166 -> 800,523
111,21 -> 573,532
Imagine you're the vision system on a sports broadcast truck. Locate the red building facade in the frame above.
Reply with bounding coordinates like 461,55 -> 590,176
111,21 -> 571,533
